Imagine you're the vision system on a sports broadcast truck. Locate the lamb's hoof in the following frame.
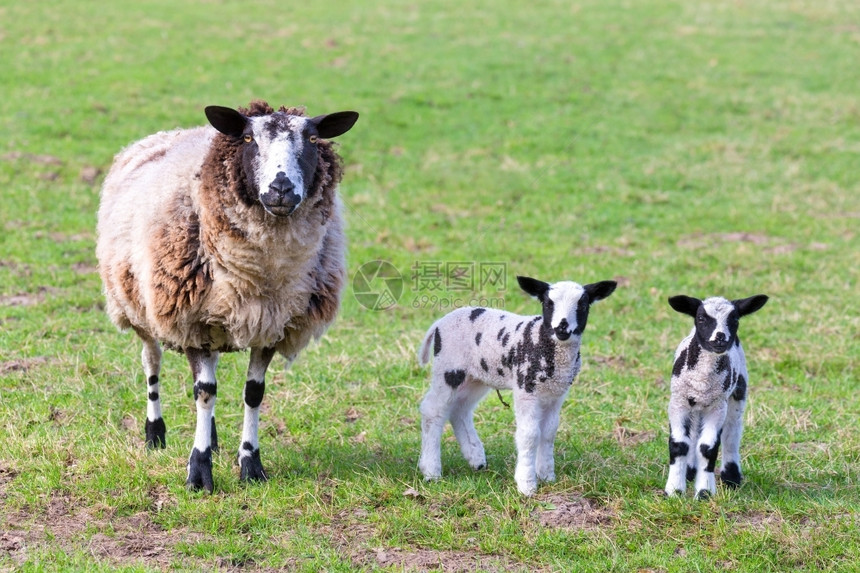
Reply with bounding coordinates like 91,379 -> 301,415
145,418 -> 166,449
418,460 -> 442,481
186,447 -> 214,493
470,461 -> 487,471
664,489 -> 684,498
695,489 -> 712,500
516,480 -> 538,497
239,446 -> 268,483
720,463 -> 743,488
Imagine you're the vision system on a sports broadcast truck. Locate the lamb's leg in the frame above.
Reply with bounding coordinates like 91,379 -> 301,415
239,346 -> 275,483
513,393 -> 542,496
720,389 -> 746,488
536,394 -> 566,483
694,404 -> 726,499
448,378 -> 492,471
185,348 -> 219,493
138,332 -> 165,449
418,373 -> 455,480
665,398 -> 693,496
686,410 -> 700,483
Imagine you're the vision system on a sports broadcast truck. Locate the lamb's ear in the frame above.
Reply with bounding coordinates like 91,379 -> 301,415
205,106 -> 248,138
517,276 -> 550,302
311,111 -> 359,139
668,295 -> 701,317
733,294 -> 768,317
584,280 -> 617,304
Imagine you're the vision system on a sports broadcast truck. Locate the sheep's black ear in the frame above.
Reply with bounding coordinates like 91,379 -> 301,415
311,111 -> 359,139
733,294 -> 768,317
584,280 -> 617,304
517,276 -> 550,301
668,295 -> 701,317
205,106 -> 248,138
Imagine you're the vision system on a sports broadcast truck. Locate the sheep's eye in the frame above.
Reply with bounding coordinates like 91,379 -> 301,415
243,134 -> 253,143
309,134 -> 318,144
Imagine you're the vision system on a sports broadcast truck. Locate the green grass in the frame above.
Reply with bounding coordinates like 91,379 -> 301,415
1,0 -> 859,570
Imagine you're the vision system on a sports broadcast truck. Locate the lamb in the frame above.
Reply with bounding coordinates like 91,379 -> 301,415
417,276 -> 617,495
664,293 -> 768,499
96,100 -> 358,492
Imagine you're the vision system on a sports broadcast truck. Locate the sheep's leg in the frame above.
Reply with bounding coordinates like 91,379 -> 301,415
418,374 -> 456,480
449,378 -> 492,471
720,392 -> 746,488
536,394 -> 566,483
665,398 -> 693,496
694,404 -> 726,499
138,332 -> 166,449
513,393 -> 542,496
239,346 -> 275,483
185,348 -> 219,493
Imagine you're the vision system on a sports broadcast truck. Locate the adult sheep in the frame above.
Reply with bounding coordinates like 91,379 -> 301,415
96,100 -> 358,492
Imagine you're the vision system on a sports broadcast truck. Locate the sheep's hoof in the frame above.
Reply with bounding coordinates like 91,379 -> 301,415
186,447 -> 214,493
720,463 -> 742,488
239,448 -> 268,483
695,489 -> 712,500
145,418 -> 166,449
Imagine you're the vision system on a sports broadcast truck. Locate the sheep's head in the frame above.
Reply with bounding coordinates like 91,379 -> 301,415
205,105 -> 359,216
668,294 -> 768,354
517,276 -> 617,344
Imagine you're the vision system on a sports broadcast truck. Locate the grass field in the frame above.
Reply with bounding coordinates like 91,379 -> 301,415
1,0 -> 859,570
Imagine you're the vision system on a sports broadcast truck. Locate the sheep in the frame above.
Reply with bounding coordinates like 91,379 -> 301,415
96,100 -> 358,492
664,293 -> 768,499
417,276 -> 617,495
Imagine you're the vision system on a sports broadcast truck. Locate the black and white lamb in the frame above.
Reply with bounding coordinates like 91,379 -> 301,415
417,276 -> 617,495
96,100 -> 358,492
664,293 -> 768,499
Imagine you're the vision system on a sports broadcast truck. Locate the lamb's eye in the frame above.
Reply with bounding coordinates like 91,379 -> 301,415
309,135 -> 318,144
243,134 -> 253,143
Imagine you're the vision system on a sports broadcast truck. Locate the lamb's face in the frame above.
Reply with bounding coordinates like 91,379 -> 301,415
696,297 -> 739,354
205,106 -> 359,217
543,282 -> 589,343
517,276 -> 617,345
669,293 -> 769,355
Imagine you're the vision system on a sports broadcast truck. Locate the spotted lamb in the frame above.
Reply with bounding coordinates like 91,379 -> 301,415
664,293 -> 769,499
417,276 -> 617,495
96,100 -> 358,492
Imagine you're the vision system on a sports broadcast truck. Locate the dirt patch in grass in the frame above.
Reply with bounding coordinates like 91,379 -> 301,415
363,547 -> 534,572
0,356 -> 51,375
326,507 -> 538,572
534,493 -> 614,530
0,286 -> 62,307
0,489 -> 195,570
677,232 -> 801,254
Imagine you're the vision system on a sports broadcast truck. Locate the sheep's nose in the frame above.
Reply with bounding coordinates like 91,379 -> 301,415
714,332 -> 727,343
269,171 -> 295,195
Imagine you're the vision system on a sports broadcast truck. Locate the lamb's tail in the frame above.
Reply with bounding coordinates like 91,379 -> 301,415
417,324 -> 439,366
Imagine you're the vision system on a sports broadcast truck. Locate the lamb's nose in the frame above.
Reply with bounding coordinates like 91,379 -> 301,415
714,332 -> 727,342
269,172 -> 295,195
554,319 -> 571,340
